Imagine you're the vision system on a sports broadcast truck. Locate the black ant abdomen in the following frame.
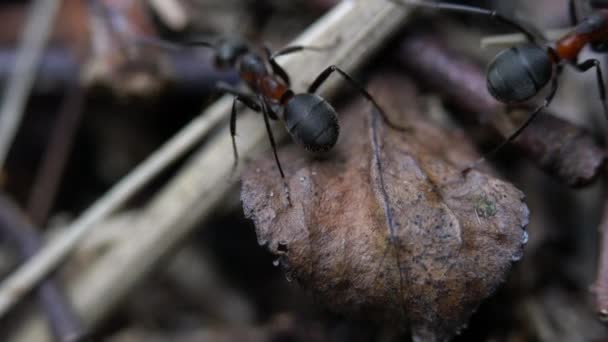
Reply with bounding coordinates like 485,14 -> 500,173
487,44 -> 553,103
284,94 -> 340,152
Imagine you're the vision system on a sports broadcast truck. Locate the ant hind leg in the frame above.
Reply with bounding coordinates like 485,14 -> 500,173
462,66 -> 562,173
308,65 -> 410,131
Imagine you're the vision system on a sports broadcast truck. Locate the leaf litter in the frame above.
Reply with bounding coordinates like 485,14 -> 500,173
241,74 -> 529,341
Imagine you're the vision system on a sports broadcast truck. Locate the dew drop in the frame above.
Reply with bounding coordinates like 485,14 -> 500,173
269,191 -> 274,197
521,231 -> 529,245
272,259 -> 280,267
511,250 -> 523,262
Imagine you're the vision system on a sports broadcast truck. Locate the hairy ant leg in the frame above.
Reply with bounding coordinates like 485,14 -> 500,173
573,58 -> 608,120
308,65 -> 410,131
463,65 -> 562,173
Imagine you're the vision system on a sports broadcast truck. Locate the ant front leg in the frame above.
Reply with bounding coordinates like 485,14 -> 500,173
573,58 -> 608,120
308,65 -> 410,131
389,0 -> 540,43
462,65 -> 562,173
229,96 -> 261,173
258,96 -> 292,206
217,83 -> 261,172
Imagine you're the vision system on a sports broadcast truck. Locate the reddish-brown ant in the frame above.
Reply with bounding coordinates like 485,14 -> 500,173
91,0 -> 407,203
180,38 -> 407,188
391,0 -> 608,169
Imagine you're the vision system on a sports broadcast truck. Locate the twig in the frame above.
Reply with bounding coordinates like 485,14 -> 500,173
0,195 -> 85,342
480,29 -> 571,49
147,0 -> 188,31
395,32 -> 606,186
27,85 -> 86,226
0,0 -> 62,169
594,196 -> 608,321
0,0 -> 414,329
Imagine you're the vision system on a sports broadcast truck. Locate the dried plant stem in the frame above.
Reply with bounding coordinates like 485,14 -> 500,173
0,0 -> 62,169
0,195 -> 85,342
594,197 -> 608,320
147,0 -> 188,30
480,29 -> 570,49
5,1 -> 414,337
27,85 -> 85,225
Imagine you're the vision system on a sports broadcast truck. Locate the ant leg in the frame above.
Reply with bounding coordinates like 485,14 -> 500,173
569,0 -> 579,26
216,83 -> 262,172
229,96 -> 262,174
462,66 -> 562,173
259,96 -> 292,206
263,45 -> 292,86
308,65 -> 410,131
573,59 -> 608,121
389,0 -> 539,43
263,40 -> 340,86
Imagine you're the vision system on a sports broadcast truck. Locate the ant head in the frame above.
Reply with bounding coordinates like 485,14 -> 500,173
214,37 -> 249,69
284,94 -> 339,152
486,44 -> 553,103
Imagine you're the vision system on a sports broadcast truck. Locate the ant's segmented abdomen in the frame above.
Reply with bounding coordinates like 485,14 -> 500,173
284,94 -> 339,152
486,44 -> 553,103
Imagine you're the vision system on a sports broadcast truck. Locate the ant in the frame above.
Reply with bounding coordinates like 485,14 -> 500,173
91,0 -> 407,203
185,37 -> 405,176
390,0 -> 608,170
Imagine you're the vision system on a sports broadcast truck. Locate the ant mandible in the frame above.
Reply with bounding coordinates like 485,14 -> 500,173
390,0 -> 608,170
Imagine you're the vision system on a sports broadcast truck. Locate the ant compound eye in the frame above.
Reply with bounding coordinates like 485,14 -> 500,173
487,44 -> 552,103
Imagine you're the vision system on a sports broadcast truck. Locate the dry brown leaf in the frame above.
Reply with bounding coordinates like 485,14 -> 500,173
241,75 -> 529,341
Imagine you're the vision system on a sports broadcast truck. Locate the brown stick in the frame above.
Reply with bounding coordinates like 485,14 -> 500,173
0,195 -> 86,342
27,85 -> 85,226
594,196 -> 608,321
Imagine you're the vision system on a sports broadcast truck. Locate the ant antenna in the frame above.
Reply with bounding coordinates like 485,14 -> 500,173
389,0 -> 540,43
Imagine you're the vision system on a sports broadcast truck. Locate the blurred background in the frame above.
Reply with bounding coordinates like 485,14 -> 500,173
0,0 -> 607,341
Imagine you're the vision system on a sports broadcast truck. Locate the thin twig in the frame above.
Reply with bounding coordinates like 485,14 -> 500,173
147,0 -> 188,31
27,85 -> 86,226
0,0 -> 414,327
0,195 -> 85,342
0,0 -> 63,169
480,28 -> 571,49
594,196 -> 608,321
